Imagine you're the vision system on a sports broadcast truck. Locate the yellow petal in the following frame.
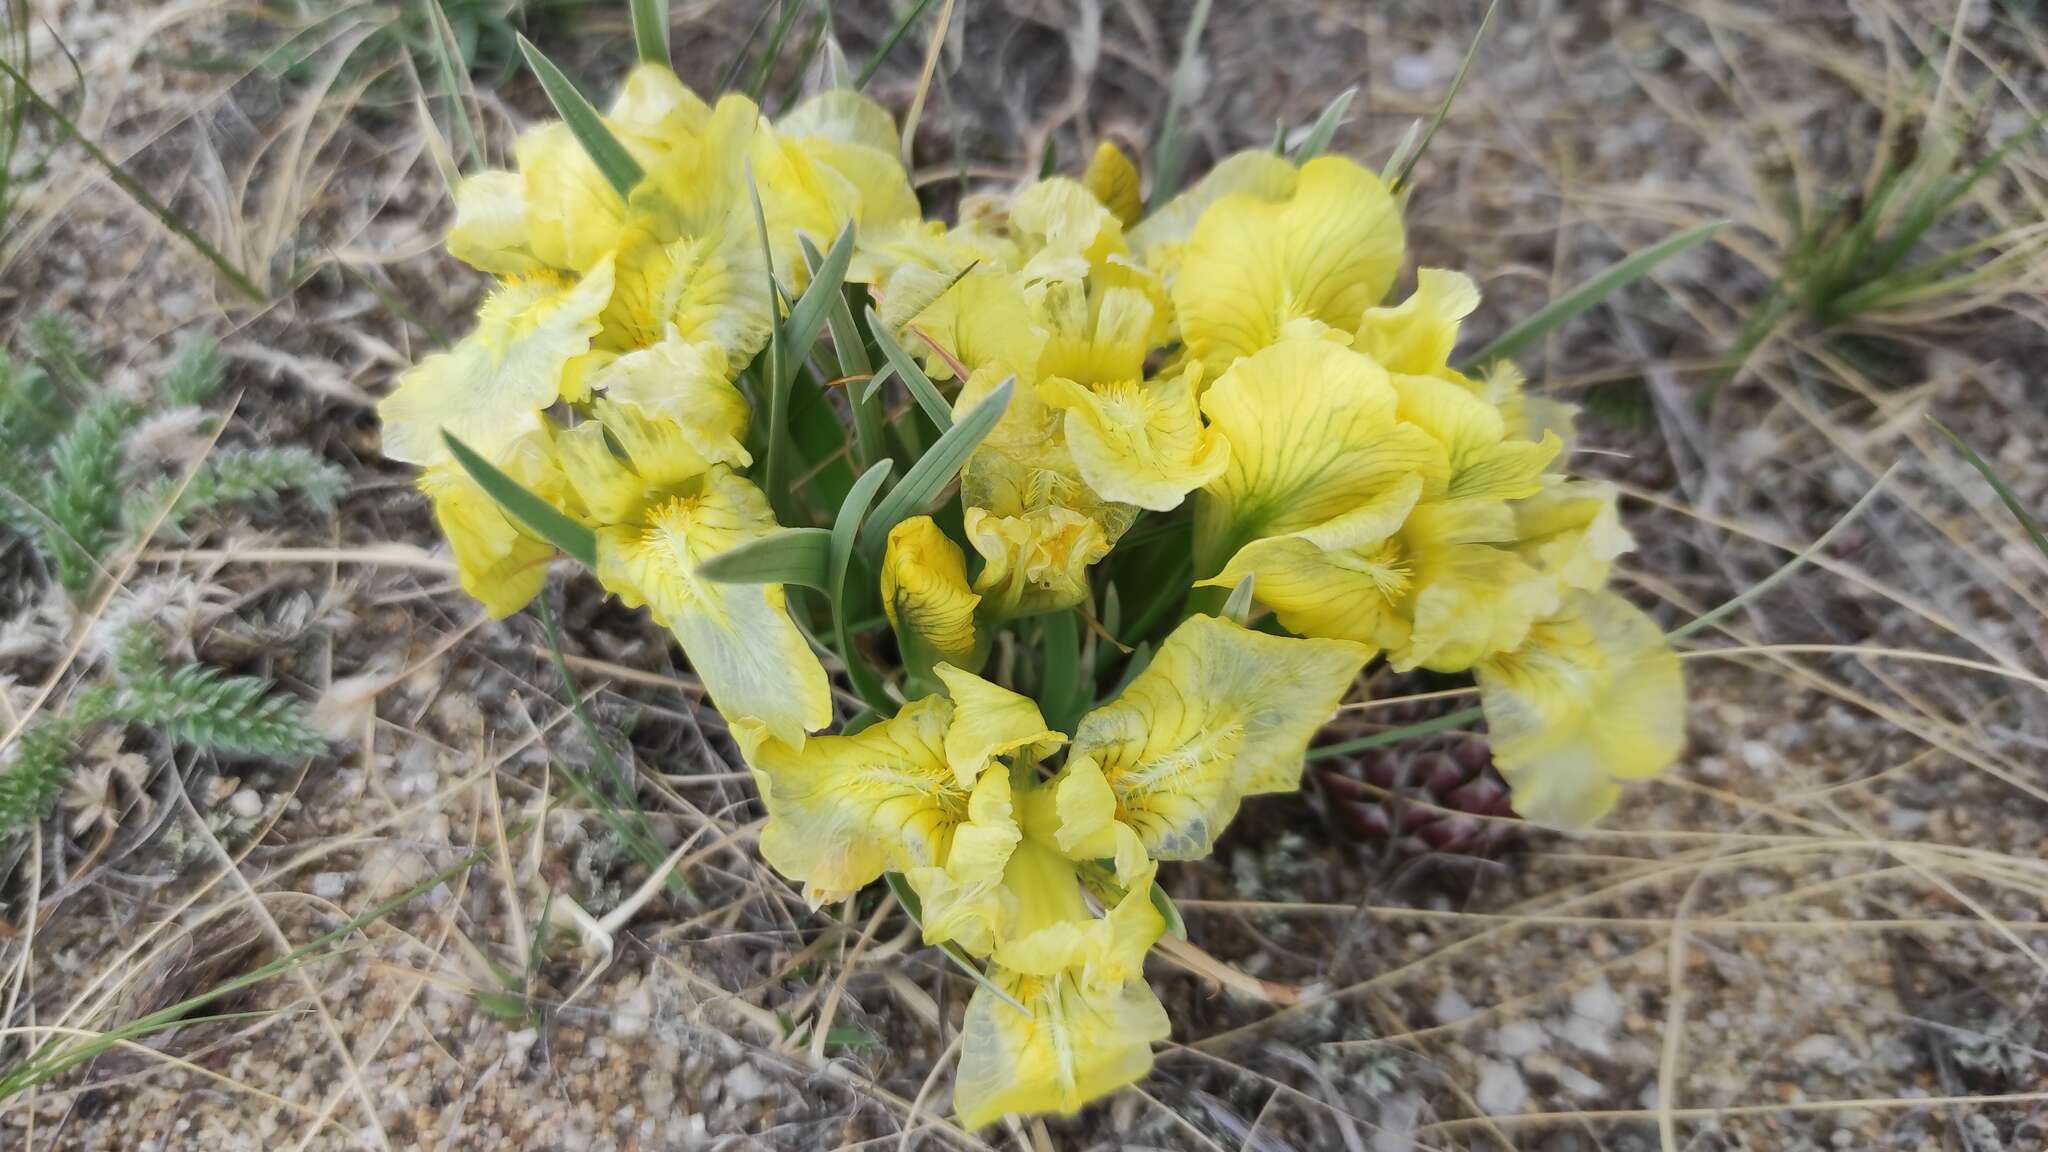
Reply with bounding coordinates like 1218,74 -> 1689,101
904,767 -> 1022,956
1082,140 -> 1143,226
778,89 -> 900,153
955,828 -> 1167,1127
1068,615 -> 1366,858
963,505 -> 1112,619
1051,753 -> 1122,861
517,124 -> 629,275
1389,372 -> 1559,501
1354,268 -> 1480,376
1194,338 -> 1443,570
1198,472 -> 1424,649
555,395 -> 748,525
909,268 -> 1047,382
1174,155 -> 1404,378
960,431 -> 1136,618
447,171 -> 541,277
588,341 -> 752,469
417,426 -> 577,618
1475,591 -> 1686,828
1009,177 -> 1126,286
1033,281 -> 1167,387
607,63 -> 711,150
1042,366 -> 1229,511
598,195 -> 772,367
377,260 -> 615,465
595,467 -> 830,746
1390,498 -> 1560,673
749,696 -> 960,899
1512,477 -> 1634,592
1476,359 -> 1579,450
882,516 -> 984,676
1127,148 -> 1298,281
933,664 -> 1065,788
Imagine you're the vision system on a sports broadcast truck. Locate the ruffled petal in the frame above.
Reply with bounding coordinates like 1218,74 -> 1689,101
377,260 -> 615,465
588,343 -> 753,471
1127,149 -> 1298,281
1043,365 -> 1229,511
417,426 -> 578,617
1173,155 -> 1404,378
599,195 -> 772,366
1475,591 -> 1686,828
1198,473 -> 1424,649
595,467 -> 830,746
933,664 -> 1066,787
904,768 -> 1021,956
953,957 -> 1168,1129
1390,372 -> 1558,501
1389,498 -> 1561,673
749,696 -> 960,902
1354,268 -> 1481,376
1194,338 -> 1443,568
1511,476 -> 1634,592
1067,614 -> 1367,858
517,124 -> 631,275
447,171 -> 541,276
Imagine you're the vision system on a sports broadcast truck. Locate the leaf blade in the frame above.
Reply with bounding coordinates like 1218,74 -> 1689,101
517,35 -> 643,198
696,527 -> 832,588
442,431 -> 596,569
1458,219 -> 1725,371
861,377 -> 1013,557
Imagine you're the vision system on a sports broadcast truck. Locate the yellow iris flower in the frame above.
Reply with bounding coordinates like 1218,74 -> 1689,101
416,424 -> 582,618
377,259 -> 616,466
557,402 -> 829,749
750,89 -> 923,290
1172,155 -> 1405,379
952,785 -> 1167,1129
1475,590 -> 1685,827
747,667 -> 1056,906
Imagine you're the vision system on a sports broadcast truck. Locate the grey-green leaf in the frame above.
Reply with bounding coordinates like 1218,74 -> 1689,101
629,0 -> 669,64
780,222 -> 857,393
1458,219 -> 1725,371
1290,86 -> 1356,162
867,307 -> 953,429
862,377 -> 1012,556
517,35 -> 643,198
832,460 -> 896,711
443,432 -> 596,569
697,527 -> 832,588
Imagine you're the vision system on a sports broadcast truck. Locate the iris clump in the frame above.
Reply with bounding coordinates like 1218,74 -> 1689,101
378,38 -> 1688,1129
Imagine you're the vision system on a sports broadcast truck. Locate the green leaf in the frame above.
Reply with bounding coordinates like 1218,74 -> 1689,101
1458,219 -> 1725,371
630,0 -> 670,64
832,460 -> 896,712
1148,0 -> 1215,212
747,0 -> 806,100
1930,418 -> 2048,563
1150,883 -> 1188,941
805,240 -> 886,471
517,35 -> 643,198
1040,610 -> 1083,734
746,168 -> 797,520
1388,0 -> 1495,194
1306,706 -> 1483,760
856,0 -> 941,90
697,526 -> 831,588
780,222 -> 857,395
862,376 -> 1012,557
442,432 -> 596,569
883,872 -> 1027,1014
1290,85 -> 1356,162
867,307 -> 953,429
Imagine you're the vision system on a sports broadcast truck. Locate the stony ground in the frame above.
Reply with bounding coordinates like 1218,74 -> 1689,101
3,1 -> 2047,1149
